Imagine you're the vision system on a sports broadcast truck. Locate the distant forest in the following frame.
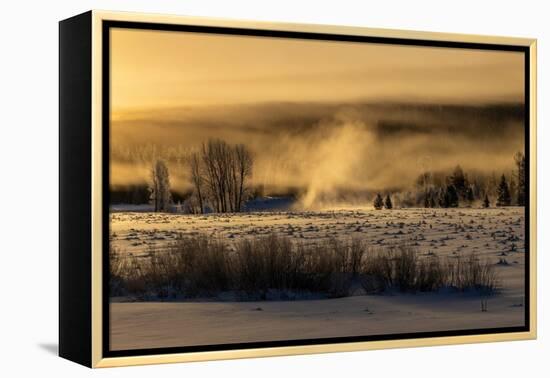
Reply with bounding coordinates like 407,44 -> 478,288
380,151 -> 526,209
110,139 -> 525,212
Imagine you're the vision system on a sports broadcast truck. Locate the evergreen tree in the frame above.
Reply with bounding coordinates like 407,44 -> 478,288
373,193 -> 384,210
384,194 -> 393,209
451,165 -> 468,199
509,177 -> 517,206
466,186 -> 475,204
445,184 -> 459,208
487,172 -> 498,199
483,194 -> 490,208
496,174 -> 511,206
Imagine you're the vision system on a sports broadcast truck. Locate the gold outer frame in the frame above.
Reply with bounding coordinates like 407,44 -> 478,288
90,10 -> 537,368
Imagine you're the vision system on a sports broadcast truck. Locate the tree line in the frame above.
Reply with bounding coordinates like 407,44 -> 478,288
373,193 -> 392,210
374,152 -> 525,209
147,139 -> 253,213
143,146 -> 525,212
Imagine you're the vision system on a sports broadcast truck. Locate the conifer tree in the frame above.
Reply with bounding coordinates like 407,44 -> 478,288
384,194 -> 393,210
509,177 -> 517,206
445,184 -> 459,208
496,174 -> 511,207
451,165 -> 468,199
466,186 -> 475,204
373,193 -> 384,210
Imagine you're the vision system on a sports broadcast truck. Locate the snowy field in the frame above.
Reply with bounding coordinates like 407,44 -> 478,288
109,207 -> 526,350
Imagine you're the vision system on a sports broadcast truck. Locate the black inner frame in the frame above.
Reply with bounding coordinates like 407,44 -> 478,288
102,20 -> 531,358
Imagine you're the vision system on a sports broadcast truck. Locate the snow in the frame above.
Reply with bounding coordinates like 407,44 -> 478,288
243,196 -> 296,212
110,292 -> 524,350
110,204 -> 154,213
109,207 -> 525,350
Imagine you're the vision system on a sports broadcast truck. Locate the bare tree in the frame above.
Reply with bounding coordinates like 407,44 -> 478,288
201,141 -> 222,212
190,152 -> 204,214
149,159 -> 172,212
190,140 -> 253,213
234,144 -> 253,212
514,152 -> 526,206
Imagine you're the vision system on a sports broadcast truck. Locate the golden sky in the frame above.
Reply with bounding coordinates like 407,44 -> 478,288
111,28 -> 524,113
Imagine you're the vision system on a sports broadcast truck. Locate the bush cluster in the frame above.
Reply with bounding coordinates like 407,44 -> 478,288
110,234 -> 498,300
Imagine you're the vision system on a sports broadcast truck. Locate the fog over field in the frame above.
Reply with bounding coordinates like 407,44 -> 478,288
110,29 -> 524,210
111,102 -> 524,208
107,28 -> 527,350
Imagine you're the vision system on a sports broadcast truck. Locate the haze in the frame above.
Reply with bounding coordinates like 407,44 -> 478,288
109,28 -> 525,204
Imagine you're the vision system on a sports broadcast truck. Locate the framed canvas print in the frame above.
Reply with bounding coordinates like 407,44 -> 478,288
59,10 -> 537,368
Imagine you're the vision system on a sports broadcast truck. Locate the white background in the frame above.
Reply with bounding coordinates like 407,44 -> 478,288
0,0 -> 547,376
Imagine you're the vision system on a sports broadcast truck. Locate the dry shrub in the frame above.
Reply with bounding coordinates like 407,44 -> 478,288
360,246 -> 498,294
234,236 -> 356,298
235,234 -> 295,296
448,254 -> 499,294
110,234 -> 498,300
109,247 -> 149,296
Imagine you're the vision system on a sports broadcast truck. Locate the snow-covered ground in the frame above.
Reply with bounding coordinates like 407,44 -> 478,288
109,207 -> 525,350
110,291 -> 524,350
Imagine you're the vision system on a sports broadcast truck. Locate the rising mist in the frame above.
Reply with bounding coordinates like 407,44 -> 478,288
110,101 -> 524,208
